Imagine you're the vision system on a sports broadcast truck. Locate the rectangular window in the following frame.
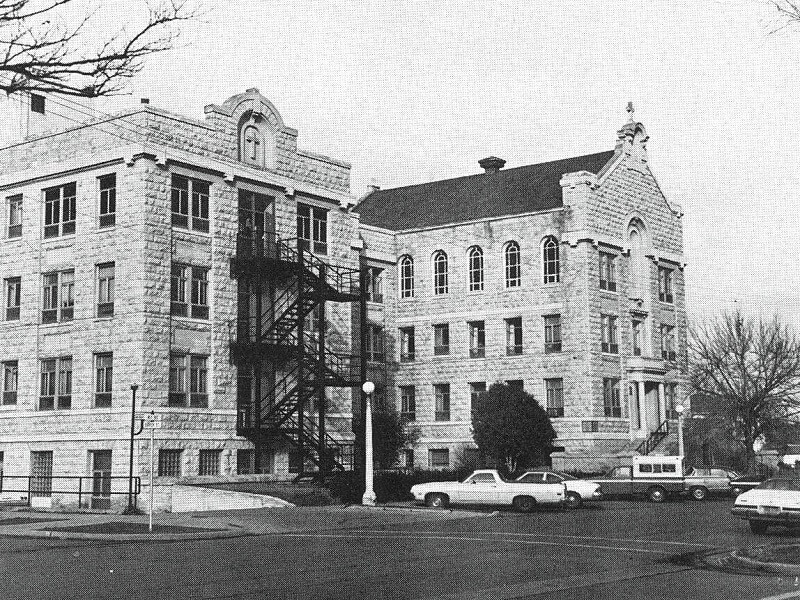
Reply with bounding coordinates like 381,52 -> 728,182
169,353 -> 209,408
30,450 -> 53,498
237,449 -> 254,475
429,449 -> 450,469
582,420 -> 599,433
43,182 -> 76,238
42,270 -> 73,323
599,252 -> 617,291
666,383 -> 679,420
30,93 -> 45,114
403,449 -> 414,470
632,319 -> 643,357
544,314 -> 562,353
506,379 -> 524,390
661,324 -> 676,361
90,449 -> 112,509
171,174 -> 210,232
94,353 -> 112,408
469,321 -> 485,358
366,324 -> 385,362
505,317 -> 523,355
5,276 -> 20,321
400,386 -> 416,421
297,203 -> 328,254
546,378 -> 564,418
97,263 -> 115,317
39,356 -> 71,410
191,267 -> 209,319
433,323 -> 449,356
170,264 -> 188,317
603,378 -> 622,417
400,327 -> 415,362
98,174 -> 116,227
658,267 -> 674,304
199,449 -> 221,476
158,449 -> 182,477
470,382 -> 486,414
365,267 -> 383,303
171,264 -> 209,319
434,384 -> 450,421
601,314 -> 619,354
2,360 -> 17,405
7,194 -> 21,238
190,355 -> 208,407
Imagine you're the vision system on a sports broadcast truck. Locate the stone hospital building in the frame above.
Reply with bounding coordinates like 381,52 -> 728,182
0,89 -> 686,506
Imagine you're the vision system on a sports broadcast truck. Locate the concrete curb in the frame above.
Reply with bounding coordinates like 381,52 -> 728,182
0,526 -> 251,542
730,545 -> 800,575
352,504 -> 499,518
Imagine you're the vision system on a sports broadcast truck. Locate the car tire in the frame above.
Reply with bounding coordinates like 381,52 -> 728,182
690,486 -> 708,501
749,520 -> 768,534
512,495 -> 536,513
426,493 -> 449,509
647,486 -> 667,503
565,492 -> 583,509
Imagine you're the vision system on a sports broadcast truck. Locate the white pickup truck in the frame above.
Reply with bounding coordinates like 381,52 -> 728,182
410,469 -> 565,512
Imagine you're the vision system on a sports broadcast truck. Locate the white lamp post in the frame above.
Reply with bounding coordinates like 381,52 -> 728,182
362,381 -> 376,506
146,411 -> 156,533
675,403 -> 685,458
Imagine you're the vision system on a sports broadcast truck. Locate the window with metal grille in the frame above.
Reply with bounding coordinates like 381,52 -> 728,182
5,277 -> 20,321
297,203 -> 327,254
400,327 -> 415,362
42,270 -> 73,323
94,353 -> 112,407
658,267 -> 674,303
2,360 -> 17,405
469,321 -> 485,358
198,450 -> 221,476
158,449 -> 182,477
582,420 -> 599,433
505,317 -> 523,355
98,174 -> 116,227
599,251 -> 617,291
504,241 -> 520,288
365,267 -> 384,303
660,324 -> 676,361
603,378 -> 621,417
237,449 -> 254,475
433,250 -> 448,294
171,174 -> 210,232
543,237 -> 560,284
429,449 -> 450,469
433,323 -> 449,355
545,378 -> 564,418
434,384 -> 450,421
30,451 -> 53,497
601,314 -> 618,354
7,194 -> 21,238
97,263 -> 114,317
40,357 -> 71,410
544,314 -> 562,353
399,255 -> 414,298
400,386 -> 415,421
43,182 -> 75,238
468,246 -> 484,292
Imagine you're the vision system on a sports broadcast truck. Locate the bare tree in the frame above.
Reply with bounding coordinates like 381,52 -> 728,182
767,1 -> 800,33
0,0 -> 198,97
691,311 -> 800,470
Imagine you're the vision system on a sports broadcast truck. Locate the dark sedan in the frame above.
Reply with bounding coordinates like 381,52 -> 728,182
730,474 -> 767,496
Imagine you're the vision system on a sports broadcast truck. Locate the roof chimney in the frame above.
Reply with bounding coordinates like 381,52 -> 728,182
479,156 -> 506,174
367,178 -> 381,193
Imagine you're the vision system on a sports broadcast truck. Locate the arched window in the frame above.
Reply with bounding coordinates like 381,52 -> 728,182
468,246 -> 484,292
433,250 -> 448,295
628,219 -> 648,299
241,124 -> 263,166
399,255 -> 414,298
504,241 -> 520,288
543,237 -> 560,284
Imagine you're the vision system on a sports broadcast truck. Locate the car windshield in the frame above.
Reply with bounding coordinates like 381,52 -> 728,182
757,479 -> 800,491
553,472 -> 577,480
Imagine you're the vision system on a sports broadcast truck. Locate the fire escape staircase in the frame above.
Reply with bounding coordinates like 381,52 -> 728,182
231,233 -> 362,477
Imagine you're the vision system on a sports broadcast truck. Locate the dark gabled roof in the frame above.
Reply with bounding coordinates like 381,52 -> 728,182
354,150 -> 616,231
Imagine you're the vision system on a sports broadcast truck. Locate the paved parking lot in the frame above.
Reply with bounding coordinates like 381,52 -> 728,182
2,499 -> 800,599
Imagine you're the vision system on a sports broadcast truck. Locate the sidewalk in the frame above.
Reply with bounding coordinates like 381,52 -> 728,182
0,503 -> 492,542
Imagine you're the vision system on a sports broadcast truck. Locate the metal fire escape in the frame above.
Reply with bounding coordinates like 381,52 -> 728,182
230,229 -> 362,479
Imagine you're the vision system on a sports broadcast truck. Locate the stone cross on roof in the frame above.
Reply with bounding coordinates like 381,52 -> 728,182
626,101 -> 635,122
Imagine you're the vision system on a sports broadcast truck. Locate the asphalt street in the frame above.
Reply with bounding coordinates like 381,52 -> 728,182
2,499 -> 800,600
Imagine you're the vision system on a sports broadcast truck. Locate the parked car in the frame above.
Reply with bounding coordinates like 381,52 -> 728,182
731,478 -> 800,533
589,456 -> 686,502
409,469 -> 565,512
730,473 -> 767,496
684,467 -> 738,500
515,471 -> 602,509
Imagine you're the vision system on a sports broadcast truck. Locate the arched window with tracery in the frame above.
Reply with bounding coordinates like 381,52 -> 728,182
543,237 -> 560,284
468,246 -> 484,292
399,255 -> 414,298
433,250 -> 448,295
504,241 -> 520,288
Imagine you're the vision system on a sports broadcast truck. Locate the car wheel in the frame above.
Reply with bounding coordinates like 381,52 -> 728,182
513,495 -> 536,513
749,520 -> 768,534
426,493 -> 449,509
565,492 -> 583,509
648,486 -> 667,503
690,486 -> 708,501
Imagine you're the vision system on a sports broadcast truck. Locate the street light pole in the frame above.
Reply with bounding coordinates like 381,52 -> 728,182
124,384 -> 141,515
675,403 -> 685,459
362,381 -> 376,506
148,411 -> 155,533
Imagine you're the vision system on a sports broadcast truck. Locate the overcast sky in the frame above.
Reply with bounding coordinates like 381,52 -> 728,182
106,1 -> 800,324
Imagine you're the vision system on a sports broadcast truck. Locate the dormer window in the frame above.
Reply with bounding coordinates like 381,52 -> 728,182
242,124 -> 262,165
